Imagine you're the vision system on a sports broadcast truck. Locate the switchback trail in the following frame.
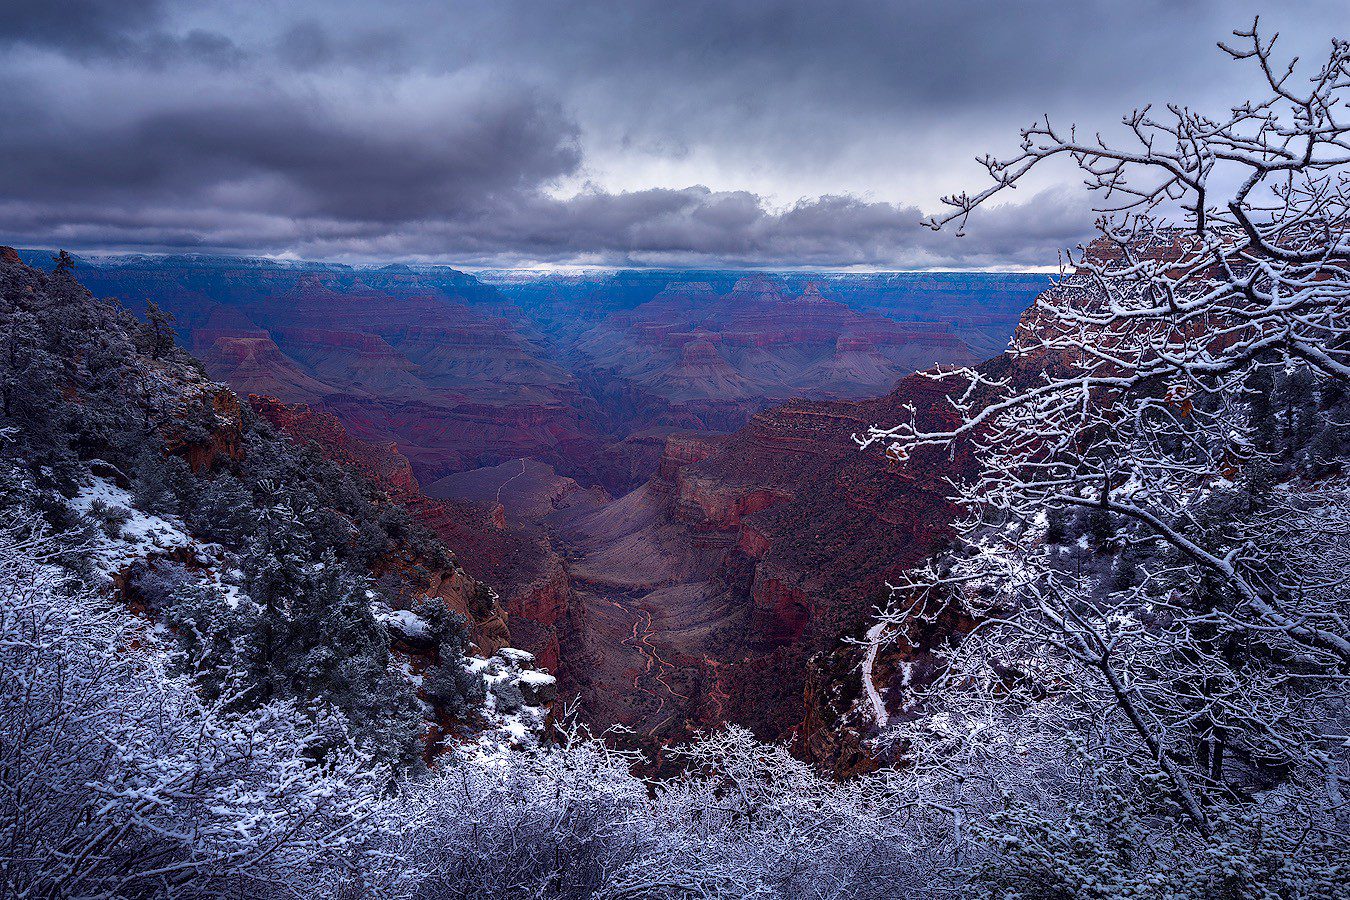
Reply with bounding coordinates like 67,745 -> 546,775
589,592 -> 690,738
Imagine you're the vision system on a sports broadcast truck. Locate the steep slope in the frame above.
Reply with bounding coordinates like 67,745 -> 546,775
536,367 -> 979,762
0,248 -> 553,764
247,396 -> 514,654
243,397 -> 597,679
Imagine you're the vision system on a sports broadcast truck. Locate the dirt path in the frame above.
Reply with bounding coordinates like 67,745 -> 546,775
493,457 -> 529,506
588,592 -> 690,738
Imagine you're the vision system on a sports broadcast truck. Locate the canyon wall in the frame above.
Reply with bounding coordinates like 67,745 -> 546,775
30,250 -> 1045,766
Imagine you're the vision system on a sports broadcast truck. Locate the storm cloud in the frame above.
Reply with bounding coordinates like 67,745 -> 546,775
0,0 -> 1340,267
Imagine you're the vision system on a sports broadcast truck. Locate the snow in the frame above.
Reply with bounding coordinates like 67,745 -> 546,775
66,471 -> 255,609
69,475 -> 192,580
497,647 -> 536,668
460,650 -> 554,754
517,670 -> 555,687
862,621 -> 890,728
377,608 -> 431,641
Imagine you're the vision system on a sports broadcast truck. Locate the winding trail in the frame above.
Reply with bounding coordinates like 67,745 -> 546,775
493,458 -> 529,506
703,657 -> 730,721
590,593 -> 689,737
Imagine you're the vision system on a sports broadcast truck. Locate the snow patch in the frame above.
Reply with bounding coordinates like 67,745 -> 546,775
69,475 -> 192,580
377,608 -> 432,642
466,649 -> 554,754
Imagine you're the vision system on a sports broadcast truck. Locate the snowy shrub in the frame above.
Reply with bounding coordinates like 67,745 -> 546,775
363,726 -> 947,900
0,526 -> 387,898
376,736 -> 655,898
85,496 -> 133,539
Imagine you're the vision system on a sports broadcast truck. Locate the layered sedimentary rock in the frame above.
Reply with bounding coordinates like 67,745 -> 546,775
51,255 -> 1040,496
65,256 -> 601,486
538,368 -> 977,762
568,277 -> 984,444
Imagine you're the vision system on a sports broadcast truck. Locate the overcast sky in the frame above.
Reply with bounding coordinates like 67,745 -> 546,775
0,1 -> 1340,269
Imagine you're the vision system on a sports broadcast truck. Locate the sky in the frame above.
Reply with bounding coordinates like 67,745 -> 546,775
0,1 -> 1341,269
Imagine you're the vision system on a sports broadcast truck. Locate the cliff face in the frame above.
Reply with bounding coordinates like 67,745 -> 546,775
66,258 -> 603,486
249,396 -> 512,656
532,367 -> 976,765
567,278 -> 984,449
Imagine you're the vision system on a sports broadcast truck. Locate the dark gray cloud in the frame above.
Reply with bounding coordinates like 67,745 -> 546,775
1,0 -> 165,55
2,1 -> 242,67
0,0 -> 1340,267
0,84 -> 580,220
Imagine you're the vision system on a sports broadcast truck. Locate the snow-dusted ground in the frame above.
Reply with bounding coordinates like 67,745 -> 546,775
71,467 -> 557,754
377,607 -> 432,642
68,472 -> 252,609
467,649 -> 556,752
377,605 -> 557,751
69,474 -> 193,580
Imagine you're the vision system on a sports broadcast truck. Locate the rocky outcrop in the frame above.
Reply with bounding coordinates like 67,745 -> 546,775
414,460 -> 596,680
799,632 -> 881,779
249,395 -> 420,495
250,396 -> 513,656
165,385 -> 246,472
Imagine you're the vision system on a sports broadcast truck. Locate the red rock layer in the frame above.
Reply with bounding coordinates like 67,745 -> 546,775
250,396 -> 513,656
76,261 -> 603,487
541,366 -> 979,766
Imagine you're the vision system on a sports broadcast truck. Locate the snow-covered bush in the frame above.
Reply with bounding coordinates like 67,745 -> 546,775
361,723 -> 948,900
375,734 -> 654,899
0,525 -> 387,898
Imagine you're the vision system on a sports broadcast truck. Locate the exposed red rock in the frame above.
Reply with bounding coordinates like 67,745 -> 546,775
72,259 -> 602,487
569,278 -> 983,448
416,458 -> 608,678
164,386 -> 246,472
249,396 -> 514,656
524,366 -> 978,766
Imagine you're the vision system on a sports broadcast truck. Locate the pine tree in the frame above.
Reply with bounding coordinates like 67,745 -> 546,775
51,250 -> 74,275
145,300 -> 176,359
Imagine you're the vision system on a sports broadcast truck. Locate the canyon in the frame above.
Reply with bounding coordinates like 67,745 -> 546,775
30,250 -> 1044,767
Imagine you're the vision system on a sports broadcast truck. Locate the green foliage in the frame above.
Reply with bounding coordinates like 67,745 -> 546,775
144,300 -> 175,358
0,256 -> 475,770
51,250 -> 74,274
416,598 -> 487,719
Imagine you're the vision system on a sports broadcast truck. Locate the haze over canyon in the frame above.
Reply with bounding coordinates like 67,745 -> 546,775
20,248 -> 1043,760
